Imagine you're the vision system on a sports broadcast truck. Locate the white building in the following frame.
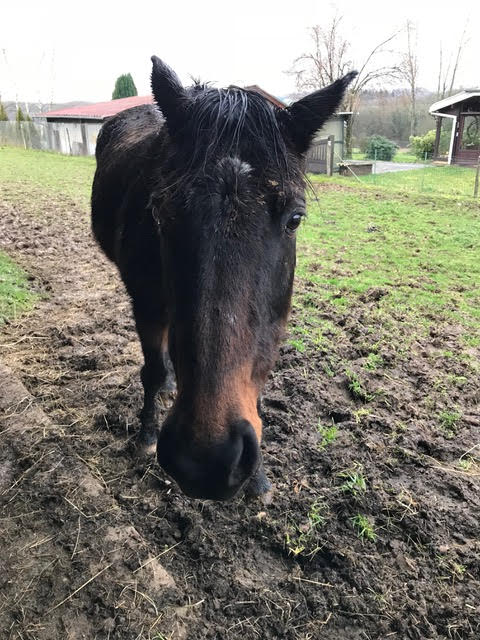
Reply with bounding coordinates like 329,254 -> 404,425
33,95 -> 155,155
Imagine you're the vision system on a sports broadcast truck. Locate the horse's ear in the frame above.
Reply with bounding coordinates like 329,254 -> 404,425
150,56 -> 189,131
279,71 -> 357,155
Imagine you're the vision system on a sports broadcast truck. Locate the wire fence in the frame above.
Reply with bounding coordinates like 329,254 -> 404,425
0,121 -> 49,151
333,150 -> 480,200
1,123 -> 479,199
0,121 -> 100,155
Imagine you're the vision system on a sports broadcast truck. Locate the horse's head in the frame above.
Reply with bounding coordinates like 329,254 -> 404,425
150,57 -> 356,500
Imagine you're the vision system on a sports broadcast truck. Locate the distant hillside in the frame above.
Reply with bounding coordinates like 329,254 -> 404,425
355,89 -> 438,147
285,87 -> 446,147
2,100 -> 92,121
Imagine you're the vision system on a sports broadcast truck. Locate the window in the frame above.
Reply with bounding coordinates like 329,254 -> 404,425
460,115 -> 480,150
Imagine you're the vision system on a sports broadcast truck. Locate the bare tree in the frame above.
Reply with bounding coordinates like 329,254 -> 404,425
292,17 -> 352,90
436,42 -> 444,100
290,16 -> 400,156
449,23 -> 468,96
436,22 -> 469,99
398,21 -> 419,137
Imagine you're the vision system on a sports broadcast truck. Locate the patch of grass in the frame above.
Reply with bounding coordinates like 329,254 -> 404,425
458,457 -> 475,472
364,352 -> 383,371
288,337 -> 306,353
445,374 -> 468,389
317,422 -> 338,450
457,446 -> 479,473
463,333 -> 480,348
351,514 -> 377,542
294,170 -> 479,370
0,251 -> 37,324
322,360 -> 336,378
353,408 -> 371,424
451,563 -> 466,578
0,147 -> 95,211
361,165 -> 476,198
436,555 -> 468,584
393,152 -> 422,164
339,466 -> 367,496
285,499 -> 329,557
346,369 -> 373,402
439,410 -> 462,438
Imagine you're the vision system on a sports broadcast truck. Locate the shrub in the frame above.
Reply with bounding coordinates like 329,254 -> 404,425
357,137 -> 369,154
410,127 -> 453,159
365,135 -> 398,161
410,130 -> 435,159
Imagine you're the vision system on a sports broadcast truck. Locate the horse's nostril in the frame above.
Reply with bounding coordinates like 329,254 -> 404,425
157,418 -> 260,500
228,421 -> 260,488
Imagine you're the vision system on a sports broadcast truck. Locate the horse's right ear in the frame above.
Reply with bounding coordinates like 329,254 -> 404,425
278,71 -> 357,155
151,56 -> 188,131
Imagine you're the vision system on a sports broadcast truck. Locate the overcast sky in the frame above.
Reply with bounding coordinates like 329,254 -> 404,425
1,0 -> 477,105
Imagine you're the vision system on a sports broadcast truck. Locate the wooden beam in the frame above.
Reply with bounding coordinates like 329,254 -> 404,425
433,116 -> 441,159
327,135 -> 334,177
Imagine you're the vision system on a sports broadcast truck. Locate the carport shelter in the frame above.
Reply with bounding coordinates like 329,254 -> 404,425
429,90 -> 480,166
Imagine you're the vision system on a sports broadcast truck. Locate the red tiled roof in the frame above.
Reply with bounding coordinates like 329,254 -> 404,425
244,85 -> 286,109
34,95 -> 154,120
33,85 -> 285,121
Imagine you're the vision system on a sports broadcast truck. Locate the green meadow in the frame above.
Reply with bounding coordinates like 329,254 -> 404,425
1,148 -> 479,355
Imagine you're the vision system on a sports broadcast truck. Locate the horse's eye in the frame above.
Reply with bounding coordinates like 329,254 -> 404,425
285,213 -> 303,235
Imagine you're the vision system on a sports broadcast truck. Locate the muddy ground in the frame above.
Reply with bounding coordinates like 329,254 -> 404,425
0,184 -> 479,640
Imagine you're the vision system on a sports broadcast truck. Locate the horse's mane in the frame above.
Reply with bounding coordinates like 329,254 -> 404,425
175,83 -> 293,181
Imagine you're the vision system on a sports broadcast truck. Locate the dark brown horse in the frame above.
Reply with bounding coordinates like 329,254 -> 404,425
91,57 -> 355,501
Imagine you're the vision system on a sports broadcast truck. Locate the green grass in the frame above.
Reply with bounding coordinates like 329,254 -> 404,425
339,466 -> 367,496
0,147 -> 95,323
364,352 -> 383,371
0,250 -> 37,324
351,514 -> 377,542
300,172 -> 480,329
294,167 -> 479,399
317,422 -> 338,450
345,369 -> 373,402
0,147 -> 95,210
361,165 -> 477,198
1,148 -> 479,365
285,499 -> 329,556
439,410 -> 462,438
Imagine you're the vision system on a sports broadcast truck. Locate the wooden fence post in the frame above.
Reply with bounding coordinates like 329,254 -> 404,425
474,155 -> 480,198
326,135 -> 334,177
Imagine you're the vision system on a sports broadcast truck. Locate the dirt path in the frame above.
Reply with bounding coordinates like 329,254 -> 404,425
1,187 -> 479,640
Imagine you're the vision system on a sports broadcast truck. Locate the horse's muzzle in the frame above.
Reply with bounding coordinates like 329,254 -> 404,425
156,418 -> 260,500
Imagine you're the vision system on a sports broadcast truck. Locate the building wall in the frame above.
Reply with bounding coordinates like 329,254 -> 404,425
86,123 -> 102,155
32,118 -> 102,155
314,116 -> 346,163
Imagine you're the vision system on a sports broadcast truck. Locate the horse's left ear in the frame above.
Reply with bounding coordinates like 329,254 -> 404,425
151,56 -> 189,132
279,71 -> 357,155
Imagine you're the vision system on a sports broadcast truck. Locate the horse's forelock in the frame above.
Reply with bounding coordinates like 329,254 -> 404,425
178,85 -> 293,180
